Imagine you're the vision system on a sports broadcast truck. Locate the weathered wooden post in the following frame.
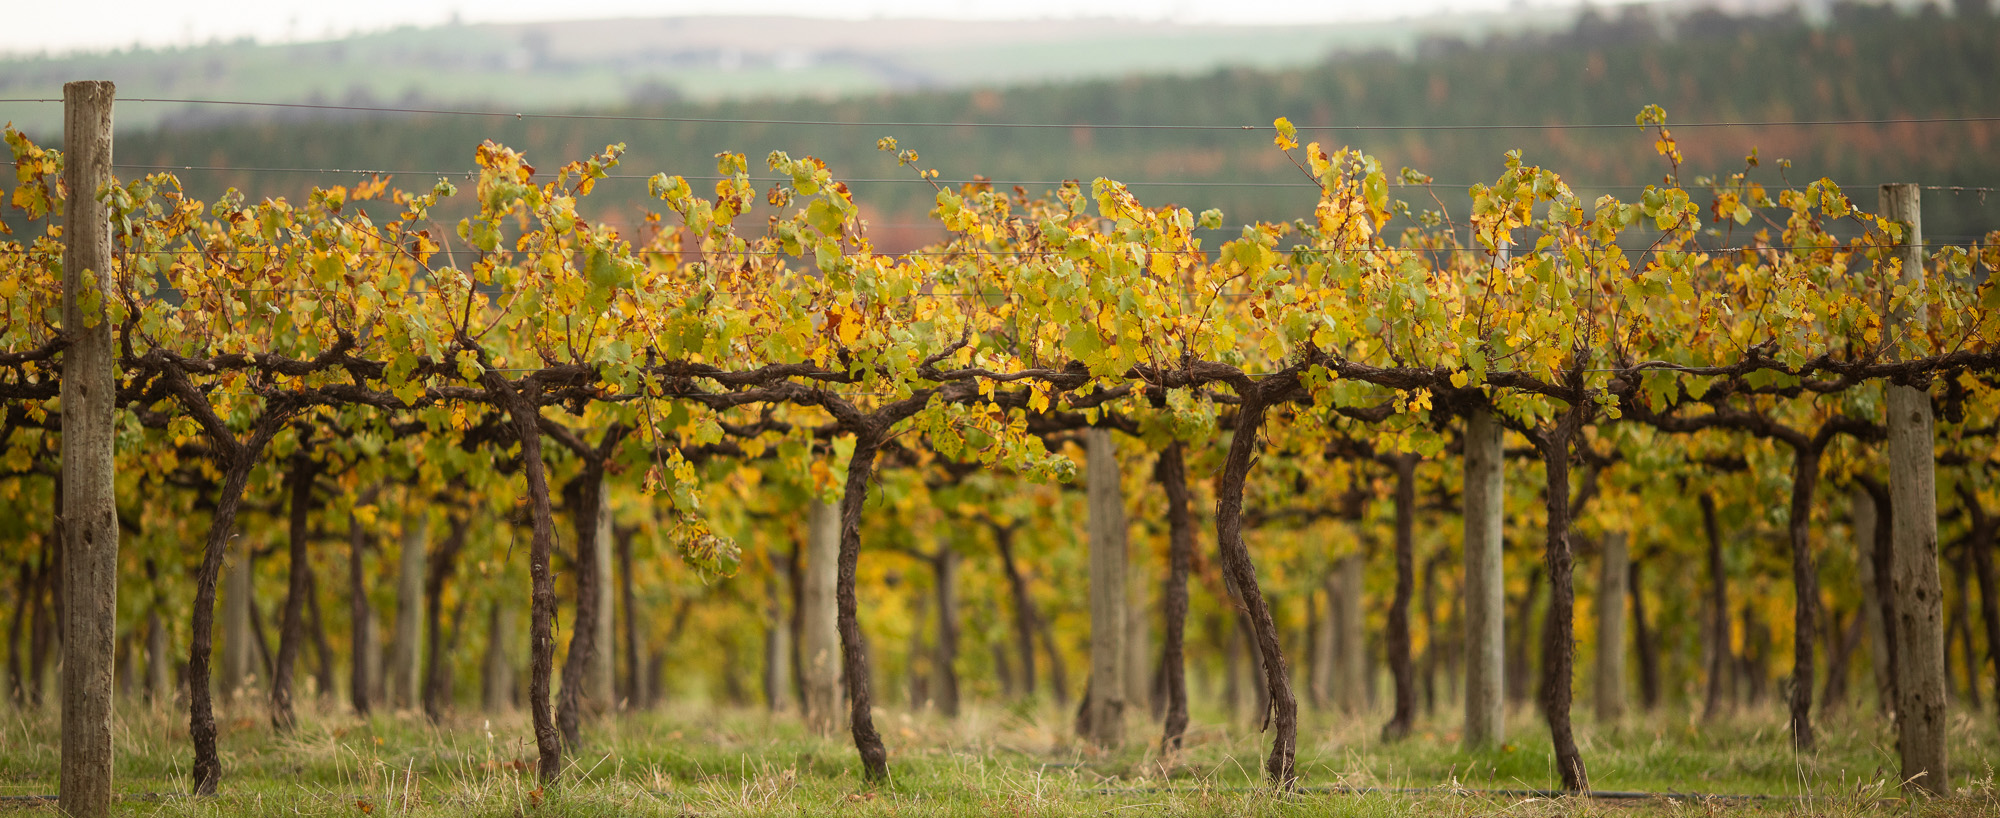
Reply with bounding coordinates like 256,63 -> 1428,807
61,78 -> 119,818
801,500 -> 841,734
1082,428 -> 1128,746
1881,183 -> 1949,796
1595,532 -> 1629,723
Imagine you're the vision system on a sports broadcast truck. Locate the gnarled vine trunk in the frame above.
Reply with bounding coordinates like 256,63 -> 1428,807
422,515 -> 469,723
181,407 -> 289,795
1961,487 -> 2000,736
1534,407 -> 1588,793
271,452 -> 318,732
1213,395 -> 1297,786
557,469 -> 608,749
1785,447 -> 1823,750
1629,556 -> 1661,711
1381,453 -> 1417,741
482,373 -> 564,784
1156,442 -> 1194,753
993,522 -> 1040,702
837,433 -> 890,781
347,501 -> 377,716
1700,493 -> 1733,721
618,526 -> 645,710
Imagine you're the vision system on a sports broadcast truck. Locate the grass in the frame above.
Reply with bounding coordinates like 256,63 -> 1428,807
3,694 -> 1997,815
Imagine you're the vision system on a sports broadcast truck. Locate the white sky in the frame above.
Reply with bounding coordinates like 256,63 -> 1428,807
7,0 -> 1556,57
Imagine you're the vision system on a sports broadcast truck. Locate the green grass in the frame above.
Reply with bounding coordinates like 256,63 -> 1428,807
3,695 -> 1997,815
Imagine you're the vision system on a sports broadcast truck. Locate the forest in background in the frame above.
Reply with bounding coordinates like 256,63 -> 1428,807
10,1 -> 1991,247
0,10 -> 1573,134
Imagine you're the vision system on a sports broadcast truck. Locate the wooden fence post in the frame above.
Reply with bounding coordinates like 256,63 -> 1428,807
1462,407 -> 1506,746
60,78 -> 119,818
1082,427 -> 1128,747
1595,532 -> 1629,723
800,499 -> 841,735
1881,182 -> 1949,797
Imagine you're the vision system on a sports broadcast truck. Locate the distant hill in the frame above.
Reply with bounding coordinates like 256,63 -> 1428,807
7,3 -> 1996,245
0,11 -> 1576,135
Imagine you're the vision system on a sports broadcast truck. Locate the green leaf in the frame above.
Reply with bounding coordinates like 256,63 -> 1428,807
806,198 -> 844,237
1064,323 -> 1105,362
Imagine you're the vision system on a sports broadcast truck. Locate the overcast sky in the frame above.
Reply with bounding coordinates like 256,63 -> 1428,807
8,0 -> 1572,57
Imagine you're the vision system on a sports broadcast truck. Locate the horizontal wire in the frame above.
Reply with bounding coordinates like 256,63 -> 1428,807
107,163 -> 1346,187
6,96 -> 2000,132
97,164 -> 2000,195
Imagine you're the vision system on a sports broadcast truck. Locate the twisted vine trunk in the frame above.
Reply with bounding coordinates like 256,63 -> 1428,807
32,546 -> 55,708
1859,479 -> 1901,715
1823,607 -> 1860,712
618,527 -> 644,709
557,468 -> 607,749
993,524 -> 1040,702
1629,557 -> 1661,711
932,546 -> 961,718
184,412 -> 287,795
1507,567 -> 1541,707
347,503 -> 376,716
1535,408 -> 1588,793
837,433 -> 889,781
1421,550 -> 1441,716
271,452 -> 318,732
7,560 -> 28,706
422,516 -> 468,723
1382,453 -> 1417,741
483,373 -> 563,784
1156,442 -> 1194,753
1700,493 -> 1732,721
1786,446 -> 1823,750
1962,489 -> 2000,736
1214,395 -> 1296,787
1952,555 -> 1979,709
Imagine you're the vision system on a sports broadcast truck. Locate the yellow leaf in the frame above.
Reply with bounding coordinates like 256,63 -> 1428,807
1273,117 -> 1299,151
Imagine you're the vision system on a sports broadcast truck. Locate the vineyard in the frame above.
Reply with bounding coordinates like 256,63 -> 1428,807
4,81 -> 2000,816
